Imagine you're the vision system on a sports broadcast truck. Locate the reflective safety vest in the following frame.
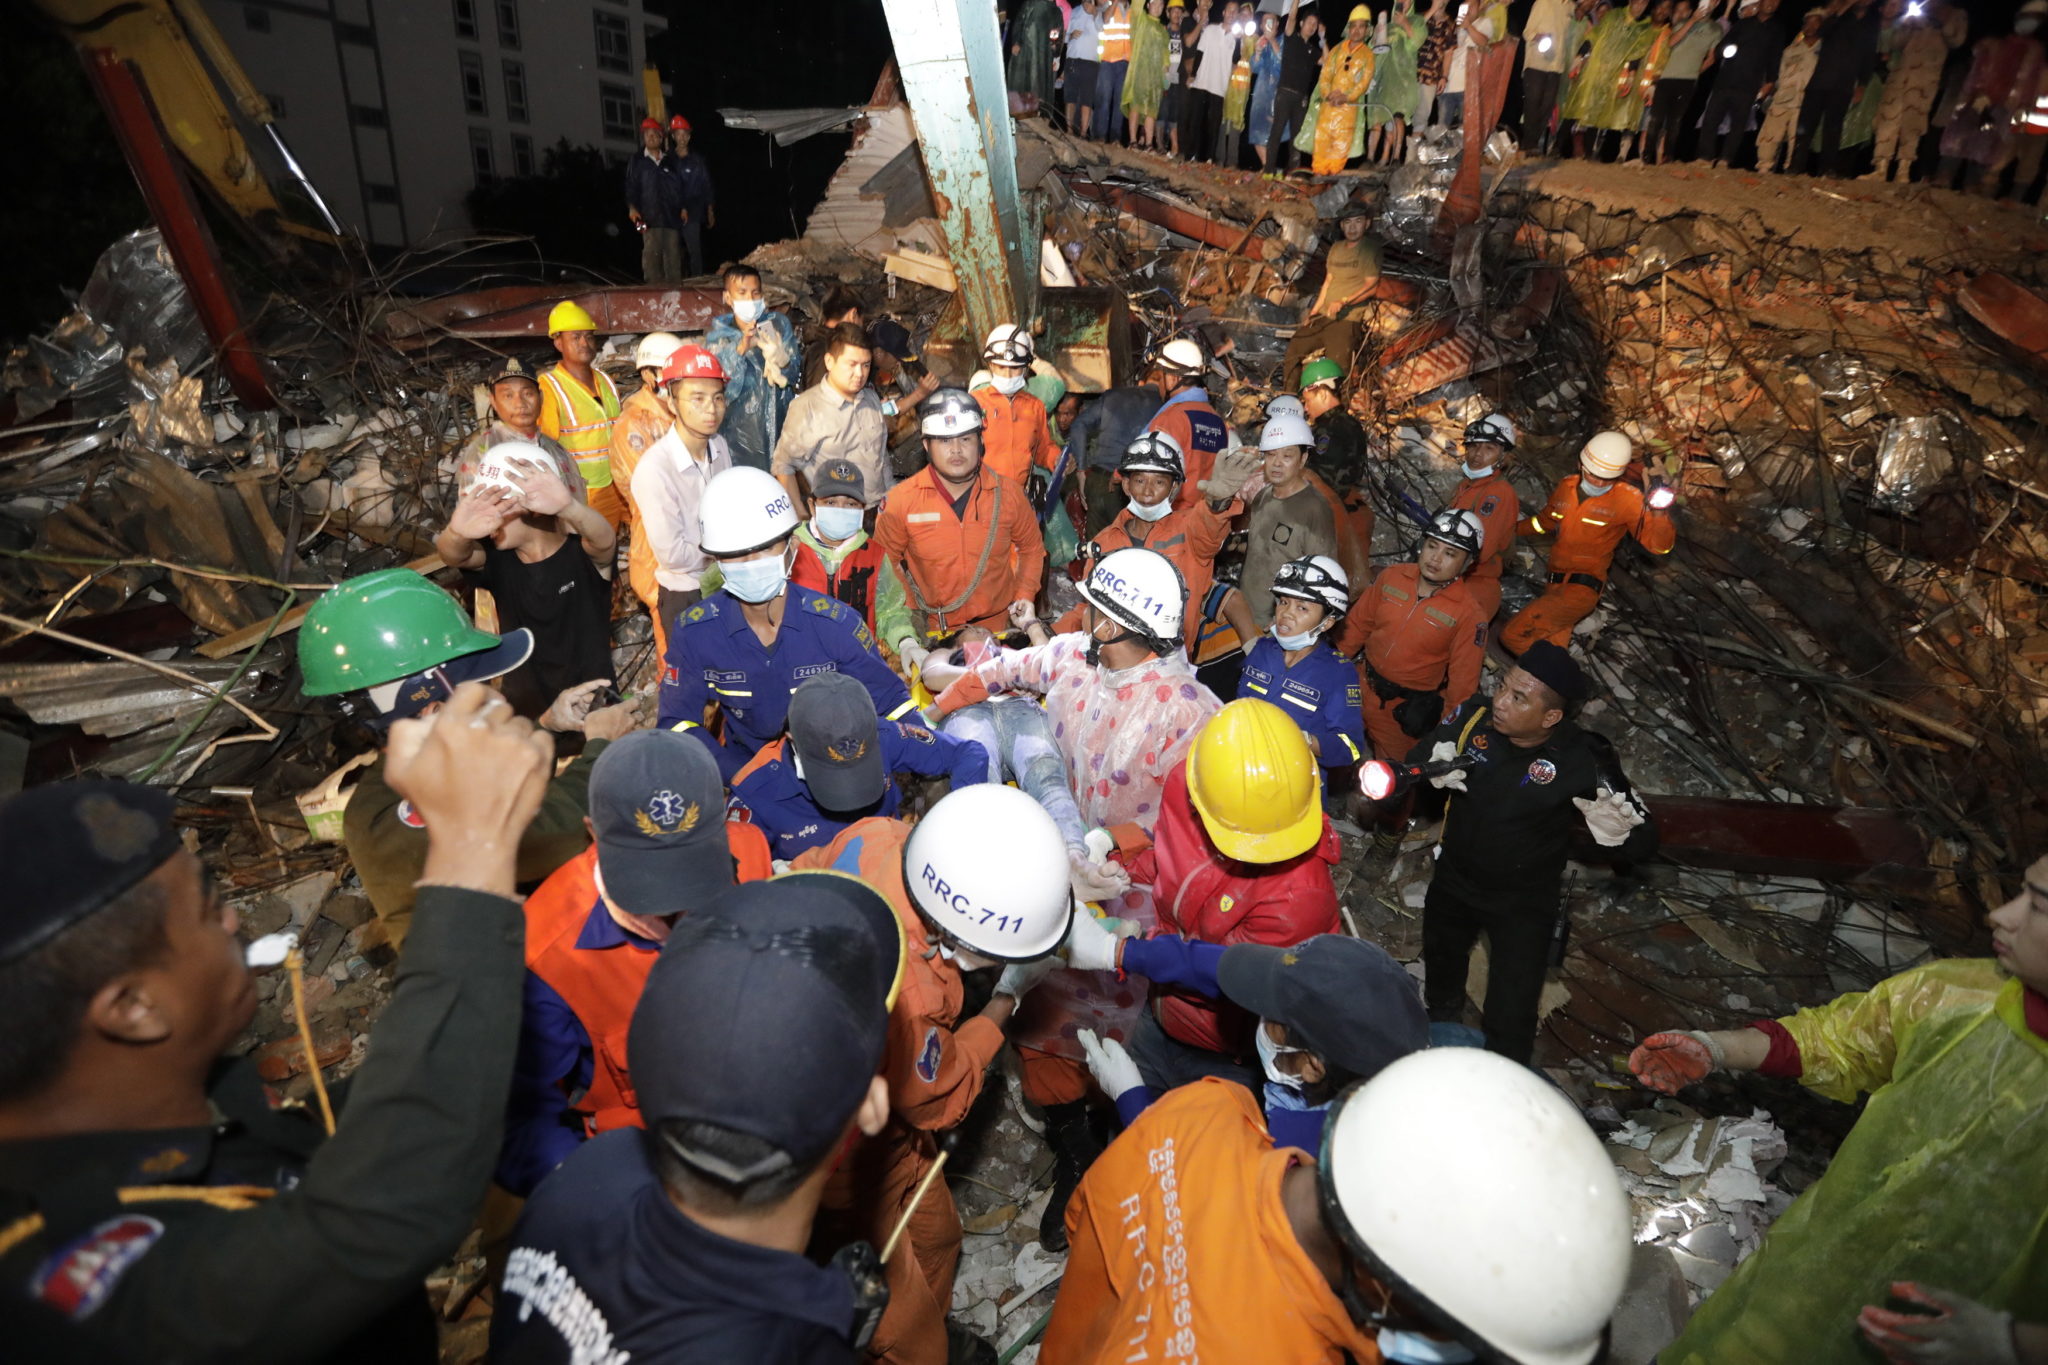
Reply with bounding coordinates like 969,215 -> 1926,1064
539,366 -> 623,491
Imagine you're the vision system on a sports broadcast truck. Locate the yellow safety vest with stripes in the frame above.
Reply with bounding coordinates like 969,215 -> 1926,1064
539,366 -> 622,491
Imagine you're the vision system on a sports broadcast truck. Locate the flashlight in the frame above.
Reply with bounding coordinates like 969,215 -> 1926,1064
1722,41 -> 1738,57
1538,33 -> 1555,51
1904,0 -> 1923,15
1647,477 -> 1677,510
246,929 -> 298,969
1359,754 -> 1467,802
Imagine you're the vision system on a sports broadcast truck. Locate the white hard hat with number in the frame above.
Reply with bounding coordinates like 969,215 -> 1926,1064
470,441 -> 552,496
902,785 -> 1074,958
1266,394 -> 1308,423
1320,1049 -> 1633,1365
634,331 -> 684,373
698,466 -> 799,556
1580,430 -> 1633,479
983,323 -> 1035,366
1154,336 -> 1207,376
1260,410 -> 1316,451
1076,546 -> 1187,646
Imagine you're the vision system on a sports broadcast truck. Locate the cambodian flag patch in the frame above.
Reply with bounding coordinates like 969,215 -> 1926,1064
32,1215 -> 164,1319
915,1027 -> 943,1083
662,663 -> 680,687
396,799 -> 425,829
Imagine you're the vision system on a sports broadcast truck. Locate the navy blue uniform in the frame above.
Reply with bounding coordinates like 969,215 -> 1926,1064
658,590 -> 913,782
732,721 -> 993,860
492,1129 -> 860,1365
1238,636 -> 1366,776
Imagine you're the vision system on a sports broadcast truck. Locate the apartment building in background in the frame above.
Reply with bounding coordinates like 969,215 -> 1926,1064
204,0 -> 667,246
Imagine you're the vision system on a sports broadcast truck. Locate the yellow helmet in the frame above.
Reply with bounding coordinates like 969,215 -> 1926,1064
1348,4 -> 1372,23
548,300 -> 598,335
1185,699 -> 1323,863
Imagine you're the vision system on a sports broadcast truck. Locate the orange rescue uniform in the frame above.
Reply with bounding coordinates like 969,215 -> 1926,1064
1054,497 -> 1240,651
1501,474 -> 1675,654
795,818 -> 999,1365
1042,1077 -> 1382,1365
611,388 -> 674,615
1145,393 -> 1228,510
974,387 -> 1057,485
1448,467 -> 1519,619
875,464 -> 1047,637
1335,564 -> 1489,761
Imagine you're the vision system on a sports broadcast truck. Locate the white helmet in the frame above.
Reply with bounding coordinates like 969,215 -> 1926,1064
1580,430 -> 1633,480
1271,554 -> 1350,615
1153,336 -> 1206,378
1076,547 -> 1186,648
1266,394 -> 1308,424
1423,508 -> 1487,561
698,466 -> 799,556
1259,411 -> 1315,451
1321,1050 -> 1633,1365
903,785 -> 1074,958
919,386 -> 985,437
469,440 -> 551,496
983,323 -> 1035,367
634,331 -> 684,374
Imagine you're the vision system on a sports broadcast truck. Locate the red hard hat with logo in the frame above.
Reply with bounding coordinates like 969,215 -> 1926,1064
661,346 -> 727,386
669,114 -> 692,132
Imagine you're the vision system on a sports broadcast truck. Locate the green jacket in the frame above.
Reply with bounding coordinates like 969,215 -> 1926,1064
0,885 -> 527,1363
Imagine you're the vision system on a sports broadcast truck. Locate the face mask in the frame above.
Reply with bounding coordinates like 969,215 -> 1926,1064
1256,1022 -> 1306,1088
1126,495 -> 1173,522
991,374 -> 1027,396
1579,477 -> 1613,499
1378,1329 -> 1478,1364
2020,17 -> 2041,32
722,553 -> 788,603
1270,622 -> 1321,652
812,505 -> 864,542
732,298 -> 766,324
1460,460 -> 1493,480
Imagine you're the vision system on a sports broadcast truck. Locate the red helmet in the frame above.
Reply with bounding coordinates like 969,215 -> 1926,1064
668,114 -> 692,132
661,345 -> 726,386
639,117 -> 662,132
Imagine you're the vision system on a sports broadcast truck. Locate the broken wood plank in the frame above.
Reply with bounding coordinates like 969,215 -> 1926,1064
196,554 -> 444,659
884,248 -> 959,293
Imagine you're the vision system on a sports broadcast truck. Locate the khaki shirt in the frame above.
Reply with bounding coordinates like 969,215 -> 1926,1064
770,383 -> 891,506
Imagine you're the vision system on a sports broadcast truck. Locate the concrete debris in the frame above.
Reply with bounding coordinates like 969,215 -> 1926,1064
1610,1107 -> 1794,1303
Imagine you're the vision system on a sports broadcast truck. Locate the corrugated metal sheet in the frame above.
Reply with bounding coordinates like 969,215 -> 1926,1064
803,104 -> 946,261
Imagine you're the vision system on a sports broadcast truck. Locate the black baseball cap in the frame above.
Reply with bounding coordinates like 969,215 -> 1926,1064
0,781 -> 183,964
810,459 -> 867,504
630,873 -> 905,1182
787,673 -> 886,813
1515,640 -> 1591,703
1218,936 -> 1428,1084
589,730 -> 734,917
486,355 -> 543,388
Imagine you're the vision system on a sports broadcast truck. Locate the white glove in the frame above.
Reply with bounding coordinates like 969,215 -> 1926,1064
1198,444 -> 1262,503
1573,786 -> 1645,847
541,679 -> 611,733
1063,908 -> 1126,972
1068,848 -> 1132,906
1077,1028 -> 1145,1100
898,639 -> 930,674
1427,739 -> 1470,792
995,956 -> 1059,1003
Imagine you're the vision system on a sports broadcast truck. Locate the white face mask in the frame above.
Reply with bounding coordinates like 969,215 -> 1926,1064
991,374 -> 1027,396
722,551 -> 789,603
1256,1022 -> 1306,1088
1126,495 -> 1173,522
731,297 -> 766,324
812,505 -> 864,543
1579,476 -> 1613,499
1460,460 -> 1492,480
1378,1329 -> 1478,1363
1270,622 -> 1321,652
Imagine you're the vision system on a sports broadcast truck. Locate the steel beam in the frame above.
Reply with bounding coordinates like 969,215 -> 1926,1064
877,0 -> 1032,349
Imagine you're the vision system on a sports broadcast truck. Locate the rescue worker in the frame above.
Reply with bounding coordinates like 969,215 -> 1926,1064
704,263 -> 801,473
1862,0 -> 1966,182
1447,412 -> 1520,619
1633,848 -> 2048,1365
875,388 -> 1046,669
1300,357 -> 1368,496
607,330 -> 683,547
795,784 -> 1075,1365
1239,554 -> 1365,791
665,114 -> 715,277
787,458 -> 915,649
299,568 -> 642,949
1240,408 -> 1341,630
1282,200 -> 1388,389
492,874 -> 907,1362
1041,1047 -> 1635,1365
1394,640 -> 1658,1062
657,467 -> 913,783
1066,926 -> 1428,1150
730,671 -> 988,861
498,730 -> 772,1196
972,324 -> 1056,485
1141,337 -> 1230,507
631,344 -> 733,651
0,686 -> 559,1362
536,300 -> 625,527
1500,429 -> 1677,656
454,357 -> 588,500
1069,379 -> 1171,536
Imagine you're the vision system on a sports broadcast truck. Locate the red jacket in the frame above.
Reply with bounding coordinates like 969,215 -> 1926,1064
1126,765 -> 1342,1055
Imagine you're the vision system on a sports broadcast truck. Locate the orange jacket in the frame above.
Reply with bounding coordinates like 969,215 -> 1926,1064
1336,564 -> 1488,707
973,388 -> 1057,486
1449,468 -> 1518,585
1042,1078 -> 1382,1365
1056,498 -> 1238,649
523,829 -> 772,1135
875,464 -> 1046,636
1145,392 -> 1229,509
793,818 -> 1007,1131
614,390 -> 673,606
1524,474 -> 1675,579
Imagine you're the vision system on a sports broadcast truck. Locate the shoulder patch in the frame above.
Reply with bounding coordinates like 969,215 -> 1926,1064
896,722 -> 936,745
684,601 -> 714,624
627,432 -> 647,451
1479,495 -> 1498,517
395,800 -> 426,830
32,1214 -> 164,1319
805,592 -> 849,618
915,1026 -> 944,1083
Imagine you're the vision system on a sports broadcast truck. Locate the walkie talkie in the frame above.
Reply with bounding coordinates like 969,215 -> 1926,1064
832,1241 -> 891,1351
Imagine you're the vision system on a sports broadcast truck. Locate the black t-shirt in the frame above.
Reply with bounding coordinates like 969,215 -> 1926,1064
1715,15 -> 1785,90
1278,31 -> 1320,94
471,536 -> 614,717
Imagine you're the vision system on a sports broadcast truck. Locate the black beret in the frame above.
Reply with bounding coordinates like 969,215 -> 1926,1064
0,781 -> 181,964
1516,640 -> 1591,703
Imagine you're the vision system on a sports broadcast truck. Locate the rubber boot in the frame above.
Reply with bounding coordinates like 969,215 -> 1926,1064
1038,1101 -> 1104,1253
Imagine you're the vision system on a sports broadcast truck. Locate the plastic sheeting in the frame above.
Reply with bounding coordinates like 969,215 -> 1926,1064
1870,414 -> 1955,514
23,230 -> 207,421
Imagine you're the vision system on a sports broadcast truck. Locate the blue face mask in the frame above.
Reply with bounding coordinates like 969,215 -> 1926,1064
1270,623 -> 1321,652
812,505 -> 865,543
722,553 -> 788,603
1579,477 -> 1613,499
1378,1330 -> 1477,1363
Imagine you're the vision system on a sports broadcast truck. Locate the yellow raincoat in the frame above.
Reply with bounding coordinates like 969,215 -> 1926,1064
1665,958 -> 2048,1365
1312,39 -> 1377,174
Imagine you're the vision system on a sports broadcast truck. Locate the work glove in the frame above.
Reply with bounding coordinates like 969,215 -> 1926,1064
1062,907 -> 1128,972
1077,1028 -> 1145,1101
541,679 -> 613,733
1574,786 -> 1645,846
994,956 -> 1060,1003
1198,445 -> 1262,503
1857,1283 -> 2020,1365
897,639 -> 930,675
1628,1030 -> 1724,1094
1427,740 -> 1470,792
1068,848 -> 1132,907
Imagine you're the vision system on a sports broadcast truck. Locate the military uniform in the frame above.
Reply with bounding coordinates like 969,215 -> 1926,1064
1871,15 -> 1967,176
0,885 -> 524,1362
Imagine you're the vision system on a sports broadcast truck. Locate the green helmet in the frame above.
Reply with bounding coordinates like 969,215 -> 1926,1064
298,568 -> 519,700
1301,358 -> 1344,391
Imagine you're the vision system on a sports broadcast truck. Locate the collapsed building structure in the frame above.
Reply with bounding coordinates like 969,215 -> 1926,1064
5,6 -> 2048,1360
